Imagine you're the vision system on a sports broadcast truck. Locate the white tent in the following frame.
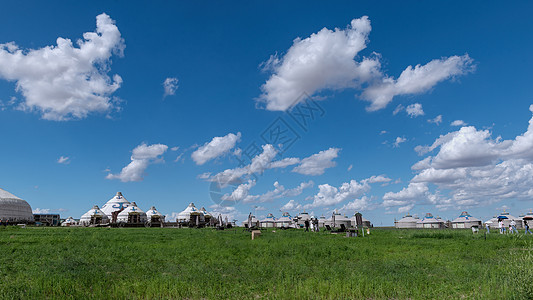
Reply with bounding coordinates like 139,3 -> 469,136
61,216 -> 77,226
451,211 -> 482,229
416,213 -> 445,229
275,212 -> 293,228
117,202 -> 147,224
296,211 -> 310,227
260,213 -> 276,228
0,187 -> 34,223
146,206 -> 165,223
177,202 -> 204,224
497,210 -> 521,228
80,205 -> 109,225
395,213 -> 419,228
101,192 -> 131,220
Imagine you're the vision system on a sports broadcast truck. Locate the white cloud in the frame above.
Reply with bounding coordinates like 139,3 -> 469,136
243,180 -> 314,204
0,13 -> 124,120
363,175 -> 392,184
305,179 -> 371,208
191,132 -> 241,165
428,115 -> 443,125
163,77 -> 179,97
106,143 -> 168,182
259,16 -> 381,111
221,180 -> 256,203
57,156 -> 70,164
347,164 -> 353,171
392,104 -> 404,115
292,148 -> 340,175
386,105 -> 533,210
340,196 -> 372,212
33,208 -> 51,214
393,137 -> 407,147
405,103 -> 424,117
361,55 -> 473,111
451,120 -> 467,126
280,200 -> 302,211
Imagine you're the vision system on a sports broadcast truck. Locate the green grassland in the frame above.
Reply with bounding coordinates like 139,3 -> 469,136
0,227 -> 532,299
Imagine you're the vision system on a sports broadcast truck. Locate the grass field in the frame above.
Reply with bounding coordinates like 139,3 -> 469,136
0,226 -> 532,299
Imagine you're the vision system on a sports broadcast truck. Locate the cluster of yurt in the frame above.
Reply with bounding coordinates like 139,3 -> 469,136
176,202 -> 215,227
395,213 -> 446,229
485,210 -> 526,229
0,188 -> 34,224
80,192 -> 164,227
245,211 -> 372,229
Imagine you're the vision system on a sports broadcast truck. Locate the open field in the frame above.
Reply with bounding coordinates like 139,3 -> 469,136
0,227 -> 532,299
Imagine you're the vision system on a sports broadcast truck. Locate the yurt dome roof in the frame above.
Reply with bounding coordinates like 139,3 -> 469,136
0,187 -> 34,222
397,213 -> 418,223
146,206 -> 163,217
452,211 -> 481,223
498,210 -> 518,220
118,202 -> 146,217
261,213 -> 276,222
178,202 -> 201,218
101,192 -> 131,217
200,207 -> 212,217
418,213 -> 444,223
80,205 -> 109,223
276,212 -> 292,222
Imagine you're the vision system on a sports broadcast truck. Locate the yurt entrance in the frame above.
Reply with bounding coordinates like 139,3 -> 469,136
128,213 -> 140,223
90,215 -> 102,225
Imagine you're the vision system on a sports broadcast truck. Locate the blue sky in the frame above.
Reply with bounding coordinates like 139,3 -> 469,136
1,1 -> 533,225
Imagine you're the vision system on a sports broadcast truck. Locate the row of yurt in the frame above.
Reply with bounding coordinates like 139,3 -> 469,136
0,188 -> 34,223
249,211 -> 373,229
395,213 -> 446,229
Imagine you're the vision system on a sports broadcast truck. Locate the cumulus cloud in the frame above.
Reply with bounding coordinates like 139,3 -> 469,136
362,55 -> 474,111
386,105 -> 533,210
258,16 -> 380,111
428,115 -> 443,125
340,196 -> 372,212
106,143 -> 168,182
292,148 -> 340,175
191,132 -> 241,165
280,199 -> 302,211
305,178 -> 372,208
393,137 -> 407,148
0,13 -> 124,120
163,77 -> 179,97
221,180 -> 256,203
405,103 -> 424,117
57,156 -> 70,164
204,145 -> 340,184
243,180 -> 314,204
33,208 -> 51,214
451,120 -> 467,126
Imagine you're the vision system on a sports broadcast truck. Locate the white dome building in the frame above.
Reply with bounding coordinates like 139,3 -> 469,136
61,216 -> 77,226
451,211 -> 482,229
260,213 -> 276,228
146,206 -> 165,223
296,211 -> 310,228
80,205 -> 109,226
116,202 -> 147,224
395,213 -> 419,229
416,213 -> 445,229
275,212 -> 293,228
177,202 -> 205,225
328,212 -> 351,228
0,188 -> 34,223
101,192 -> 131,221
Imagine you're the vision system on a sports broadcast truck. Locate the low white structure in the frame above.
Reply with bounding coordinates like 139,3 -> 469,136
0,188 -> 34,223
318,216 -> 327,228
416,213 -> 445,229
485,216 -> 498,229
350,213 -> 372,228
101,192 -> 130,221
329,212 -> 351,228
296,211 -> 310,228
451,211 -> 482,229
146,206 -> 165,223
275,212 -> 293,228
177,202 -> 204,225
395,213 -> 419,228
497,210 -> 521,229
80,205 -> 109,226
260,213 -> 276,228
116,202 -> 147,224
61,216 -> 77,226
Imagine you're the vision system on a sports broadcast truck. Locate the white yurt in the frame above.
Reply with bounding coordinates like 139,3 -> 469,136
200,207 -> 213,224
318,216 -> 327,228
260,213 -> 276,228
0,187 -> 34,223
328,212 -> 351,228
177,202 -> 204,225
80,205 -> 109,225
416,213 -> 445,229
101,192 -> 131,221
275,212 -> 293,228
116,202 -> 147,224
296,211 -> 310,227
451,211 -> 482,229
485,216 -> 499,229
497,210 -> 521,228
61,216 -> 77,226
395,213 -> 419,229
146,206 -> 165,223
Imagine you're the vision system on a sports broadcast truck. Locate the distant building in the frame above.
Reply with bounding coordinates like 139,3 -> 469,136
117,202 -> 147,225
451,211 -> 482,229
0,187 -> 34,223
395,213 -> 419,228
33,214 -> 60,226
260,213 -> 276,228
275,212 -> 293,228
101,192 -> 130,221
80,205 -> 109,226
416,213 -> 445,229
